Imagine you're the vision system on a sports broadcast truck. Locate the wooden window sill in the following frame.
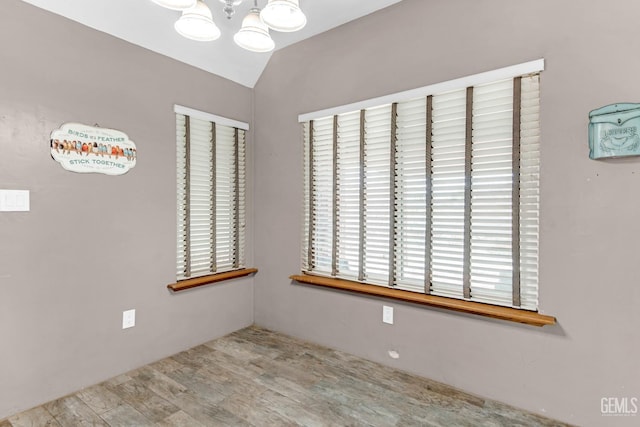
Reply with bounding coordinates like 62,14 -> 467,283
168,268 -> 258,292
290,273 -> 556,327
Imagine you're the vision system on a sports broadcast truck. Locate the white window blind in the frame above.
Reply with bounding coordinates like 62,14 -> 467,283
469,79 -> 515,306
301,69 -> 541,311
309,116 -> 333,275
363,105 -> 393,286
394,99 -> 428,293
430,89 -> 467,300
176,111 -> 246,280
336,111 -> 361,280
519,75 -> 540,310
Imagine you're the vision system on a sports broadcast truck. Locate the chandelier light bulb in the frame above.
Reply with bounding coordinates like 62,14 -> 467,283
175,0 -> 221,41
260,0 -> 307,32
151,0 -> 197,11
234,8 -> 275,53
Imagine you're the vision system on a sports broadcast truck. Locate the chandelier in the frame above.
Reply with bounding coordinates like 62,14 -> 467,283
151,0 -> 307,52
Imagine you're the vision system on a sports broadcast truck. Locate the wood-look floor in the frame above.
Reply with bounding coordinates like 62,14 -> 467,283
1,326 -> 569,427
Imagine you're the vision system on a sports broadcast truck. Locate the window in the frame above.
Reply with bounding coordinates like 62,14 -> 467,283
300,62 -> 542,312
175,105 -> 247,282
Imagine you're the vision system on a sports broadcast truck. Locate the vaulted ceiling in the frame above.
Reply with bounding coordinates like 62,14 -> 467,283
21,0 -> 404,87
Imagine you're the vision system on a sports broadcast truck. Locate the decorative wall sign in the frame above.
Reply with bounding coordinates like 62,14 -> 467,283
50,123 -> 137,175
589,103 -> 640,159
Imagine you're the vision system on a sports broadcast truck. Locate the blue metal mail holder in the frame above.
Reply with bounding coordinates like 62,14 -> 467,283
589,103 -> 640,159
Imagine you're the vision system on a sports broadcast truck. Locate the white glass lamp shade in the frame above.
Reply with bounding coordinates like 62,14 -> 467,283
174,0 -> 221,41
151,0 -> 197,11
260,0 -> 306,32
234,9 -> 275,53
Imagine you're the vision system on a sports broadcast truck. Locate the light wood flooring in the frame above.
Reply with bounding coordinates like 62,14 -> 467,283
1,326 -> 569,426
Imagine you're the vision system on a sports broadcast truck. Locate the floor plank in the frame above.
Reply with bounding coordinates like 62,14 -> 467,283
76,385 -> 124,416
98,404 -> 150,427
128,366 -> 188,403
1,326 -> 571,427
7,406 -> 60,427
153,410 -> 205,427
44,395 -> 108,427
105,378 -> 180,423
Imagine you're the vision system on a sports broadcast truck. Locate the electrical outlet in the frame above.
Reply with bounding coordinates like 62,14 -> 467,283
383,305 -> 393,324
122,309 -> 136,329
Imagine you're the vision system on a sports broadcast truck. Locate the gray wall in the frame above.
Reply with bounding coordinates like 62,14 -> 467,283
3,0 -> 640,425
0,0 -> 254,418
253,0 -> 640,425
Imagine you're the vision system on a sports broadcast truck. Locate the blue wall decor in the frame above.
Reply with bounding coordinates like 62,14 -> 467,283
589,103 -> 640,159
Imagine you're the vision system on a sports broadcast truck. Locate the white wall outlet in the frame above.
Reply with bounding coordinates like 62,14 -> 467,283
383,305 -> 394,324
122,309 -> 136,329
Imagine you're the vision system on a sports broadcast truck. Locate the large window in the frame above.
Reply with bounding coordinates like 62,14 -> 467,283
300,63 -> 542,311
175,106 -> 247,281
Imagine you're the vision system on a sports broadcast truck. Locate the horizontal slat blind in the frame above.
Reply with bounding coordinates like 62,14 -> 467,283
237,128 -> 246,268
176,113 -> 245,280
301,122 -> 310,272
188,117 -> 215,278
394,98 -> 427,292
336,112 -> 361,280
363,105 -> 393,286
176,114 -> 188,278
301,72 -> 541,311
470,79 -> 514,306
215,124 -> 237,271
311,117 -> 334,274
430,89 -> 467,299
519,75 -> 540,310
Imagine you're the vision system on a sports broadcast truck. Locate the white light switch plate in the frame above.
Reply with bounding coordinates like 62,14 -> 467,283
383,305 -> 394,324
122,309 -> 136,329
0,189 -> 30,212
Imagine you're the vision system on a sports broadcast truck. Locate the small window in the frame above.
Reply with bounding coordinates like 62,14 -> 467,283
175,106 -> 247,280
301,69 -> 541,311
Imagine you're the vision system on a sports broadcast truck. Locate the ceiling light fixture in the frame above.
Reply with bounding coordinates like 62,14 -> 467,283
151,0 -> 197,11
234,1 -> 274,53
174,0 -> 221,41
260,0 -> 306,32
150,0 -> 306,51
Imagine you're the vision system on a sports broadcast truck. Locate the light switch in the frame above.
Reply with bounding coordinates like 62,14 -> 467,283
0,189 -> 30,212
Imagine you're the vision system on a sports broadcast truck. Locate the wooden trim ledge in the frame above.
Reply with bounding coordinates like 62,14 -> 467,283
290,274 -> 556,327
168,268 -> 258,292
